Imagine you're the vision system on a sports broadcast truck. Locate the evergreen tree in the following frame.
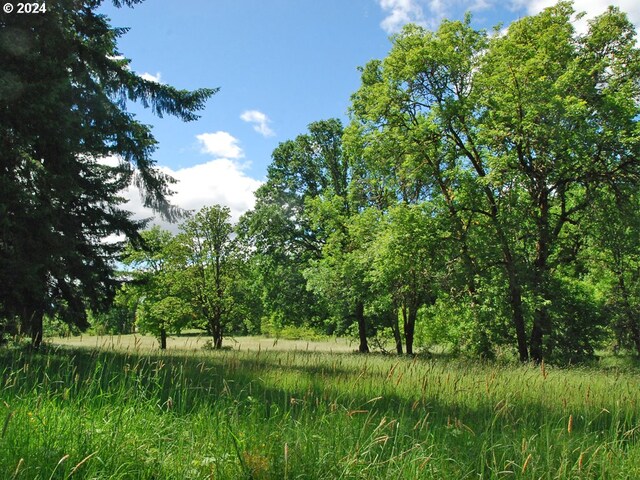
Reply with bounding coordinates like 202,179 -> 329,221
0,0 -> 216,346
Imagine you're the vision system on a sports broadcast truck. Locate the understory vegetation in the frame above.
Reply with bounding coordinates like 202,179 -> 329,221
1,344 -> 640,479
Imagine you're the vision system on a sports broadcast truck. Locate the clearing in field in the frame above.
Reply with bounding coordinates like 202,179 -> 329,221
50,333 -> 356,353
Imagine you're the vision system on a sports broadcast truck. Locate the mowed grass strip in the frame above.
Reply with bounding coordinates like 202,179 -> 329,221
1,341 -> 639,479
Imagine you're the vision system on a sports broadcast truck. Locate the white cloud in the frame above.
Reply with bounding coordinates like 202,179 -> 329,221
139,71 -> 162,83
169,159 -> 260,219
101,128 -> 262,234
377,0 -> 639,35
509,0 -> 640,36
240,110 -> 275,137
120,158 -> 261,232
469,0 -> 492,11
196,131 -> 244,159
379,0 -> 426,33
377,0 -> 491,33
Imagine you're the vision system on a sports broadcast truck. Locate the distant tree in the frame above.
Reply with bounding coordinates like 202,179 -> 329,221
304,198 -> 375,353
368,204 -> 444,355
240,119 -> 346,335
87,292 -> 136,335
137,296 -> 192,349
175,205 -> 237,349
0,0 -> 216,347
120,226 -> 193,349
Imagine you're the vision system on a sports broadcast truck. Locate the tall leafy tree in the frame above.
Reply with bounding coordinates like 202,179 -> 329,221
175,205 -> 237,349
0,1 -> 216,346
348,18 -> 502,358
240,119 -> 346,334
477,3 -> 640,361
348,3 -> 640,362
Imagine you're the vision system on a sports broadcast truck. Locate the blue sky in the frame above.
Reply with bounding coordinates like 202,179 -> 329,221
98,0 -> 640,228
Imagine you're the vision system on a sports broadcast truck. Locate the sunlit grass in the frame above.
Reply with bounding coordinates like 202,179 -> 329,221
50,333 -> 355,354
1,340 -> 639,478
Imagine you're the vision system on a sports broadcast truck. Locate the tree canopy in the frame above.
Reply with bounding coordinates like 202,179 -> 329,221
345,2 -> 640,361
6,1 -> 640,364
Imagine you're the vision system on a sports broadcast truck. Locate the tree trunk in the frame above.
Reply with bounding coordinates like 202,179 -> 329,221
391,307 -> 403,355
160,327 -> 167,350
530,194 -> 551,364
506,265 -> 529,362
355,301 -> 369,353
529,268 -> 549,363
212,316 -> 223,349
448,127 -> 530,361
529,319 -> 545,364
30,309 -> 44,349
404,303 -> 417,356
485,206 -> 529,362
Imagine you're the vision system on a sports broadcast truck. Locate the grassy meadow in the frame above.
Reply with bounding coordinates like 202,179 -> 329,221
1,336 -> 640,479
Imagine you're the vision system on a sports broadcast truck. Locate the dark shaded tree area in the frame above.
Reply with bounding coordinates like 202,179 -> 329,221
0,1 -> 215,346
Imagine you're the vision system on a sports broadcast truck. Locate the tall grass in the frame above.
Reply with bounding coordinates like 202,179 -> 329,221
1,344 -> 639,478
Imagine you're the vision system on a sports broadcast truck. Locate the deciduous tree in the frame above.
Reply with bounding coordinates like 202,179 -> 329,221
176,205 -> 237,349
348,2 -> 640,362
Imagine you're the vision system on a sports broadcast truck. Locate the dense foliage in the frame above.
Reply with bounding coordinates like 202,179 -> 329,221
237,2 -> 640,363
4,2 -> 640,364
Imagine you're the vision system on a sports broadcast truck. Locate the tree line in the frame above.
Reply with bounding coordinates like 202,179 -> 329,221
2,2 -> 640,363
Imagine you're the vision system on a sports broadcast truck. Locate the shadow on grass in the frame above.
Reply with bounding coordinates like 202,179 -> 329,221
3,345 -> 639,430
3,343 -> 640,479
